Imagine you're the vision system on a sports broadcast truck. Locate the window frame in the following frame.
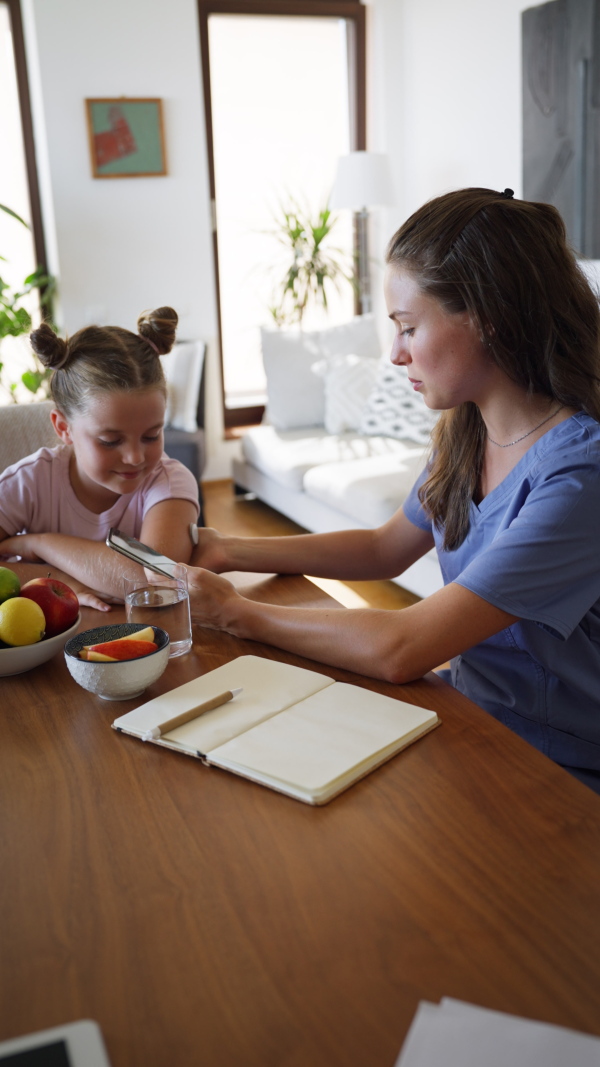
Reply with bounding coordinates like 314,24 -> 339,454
3,0 -> 48,274
197,0 -> 367,431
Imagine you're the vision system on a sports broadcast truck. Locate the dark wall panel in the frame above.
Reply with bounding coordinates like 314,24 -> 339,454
523,0 -> 600,256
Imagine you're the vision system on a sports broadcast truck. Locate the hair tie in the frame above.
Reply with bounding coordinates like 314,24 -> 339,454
501,188 -> 514,199
139,334 -> 160,355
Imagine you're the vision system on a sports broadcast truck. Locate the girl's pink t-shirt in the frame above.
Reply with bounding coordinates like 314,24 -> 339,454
0,445 -> 199,541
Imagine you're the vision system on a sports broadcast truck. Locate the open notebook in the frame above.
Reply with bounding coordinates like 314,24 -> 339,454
112,655 -> 440,805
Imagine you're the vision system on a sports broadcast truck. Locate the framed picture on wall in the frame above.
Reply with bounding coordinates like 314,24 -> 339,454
85,97 -> 167,178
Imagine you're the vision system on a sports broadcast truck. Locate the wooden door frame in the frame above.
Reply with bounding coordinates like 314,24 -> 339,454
197,0 -> 367,430
3,0 -> 48,274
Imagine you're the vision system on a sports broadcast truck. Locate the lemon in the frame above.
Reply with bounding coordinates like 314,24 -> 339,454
0,597 -> 45,646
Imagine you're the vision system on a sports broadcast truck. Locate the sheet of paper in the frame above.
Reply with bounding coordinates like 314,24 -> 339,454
394,999 -> 600,1067
208,682 -> 438,800
112,655 -> 335,752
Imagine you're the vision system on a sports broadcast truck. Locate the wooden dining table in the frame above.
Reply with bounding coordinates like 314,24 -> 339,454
2,571 -> 600,1067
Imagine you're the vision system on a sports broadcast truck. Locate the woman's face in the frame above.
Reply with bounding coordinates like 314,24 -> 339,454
384,266 -> 494,410
54,388 -> 166,505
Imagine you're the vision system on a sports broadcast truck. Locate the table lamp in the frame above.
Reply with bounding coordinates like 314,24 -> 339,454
329,151 -> 394,315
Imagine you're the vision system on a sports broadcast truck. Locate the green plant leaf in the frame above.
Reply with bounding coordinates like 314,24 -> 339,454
0,203 -> 29,228
265,197 -> 352,326
21,370 -> 41,394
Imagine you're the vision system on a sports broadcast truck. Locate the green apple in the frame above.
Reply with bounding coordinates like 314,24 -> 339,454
0,567 -> 20,605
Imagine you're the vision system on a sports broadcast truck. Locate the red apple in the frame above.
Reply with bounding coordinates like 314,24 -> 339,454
20,578 -> 79,638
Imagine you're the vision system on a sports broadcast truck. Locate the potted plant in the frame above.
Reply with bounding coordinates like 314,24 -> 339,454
0,202 -> 55,403
267,200 -> 355,328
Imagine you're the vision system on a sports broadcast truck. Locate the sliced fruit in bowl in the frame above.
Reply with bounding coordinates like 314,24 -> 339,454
64,623 -> 170,700
80,637 -> 158,662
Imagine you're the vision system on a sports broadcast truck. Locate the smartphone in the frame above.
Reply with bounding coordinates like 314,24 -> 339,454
106,528 -> 178,579
0,1019 -> 111,1066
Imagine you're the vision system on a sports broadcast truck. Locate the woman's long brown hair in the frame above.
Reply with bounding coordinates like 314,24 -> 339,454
386,188 -> 600,550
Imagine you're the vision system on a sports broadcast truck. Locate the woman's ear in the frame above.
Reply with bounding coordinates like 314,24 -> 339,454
479,321 -> 495,348
51,408 -> 72,444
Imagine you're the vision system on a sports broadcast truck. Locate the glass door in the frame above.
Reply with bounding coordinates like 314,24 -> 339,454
198,1 -> 366,427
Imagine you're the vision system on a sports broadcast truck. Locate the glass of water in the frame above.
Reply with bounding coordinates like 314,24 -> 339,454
123,564 -> 192,658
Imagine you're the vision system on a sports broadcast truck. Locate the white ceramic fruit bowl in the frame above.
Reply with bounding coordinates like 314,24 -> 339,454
0,613 -> 82,677
64,622 -> 170,700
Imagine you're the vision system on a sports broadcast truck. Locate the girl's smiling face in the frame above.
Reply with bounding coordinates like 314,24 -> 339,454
52,389 -> 166,510
384,266 -> 494,411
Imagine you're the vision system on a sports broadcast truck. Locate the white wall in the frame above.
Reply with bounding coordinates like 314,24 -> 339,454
367,0 -> 529,341
23,0 -> 233,480
23,0 -> 532,479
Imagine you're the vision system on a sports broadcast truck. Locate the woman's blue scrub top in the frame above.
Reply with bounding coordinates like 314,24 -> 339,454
403,413 -> 600,778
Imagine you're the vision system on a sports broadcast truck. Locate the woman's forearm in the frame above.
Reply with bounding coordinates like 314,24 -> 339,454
187,565 -> 419,682
226,596 -> 410,680
194,516 -> 431,582
186,567 -> 518,686
212,529 -> 388,578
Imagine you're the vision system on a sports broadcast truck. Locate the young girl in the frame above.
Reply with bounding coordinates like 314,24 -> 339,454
185,188 -> 600,794
0,307 -> 199,608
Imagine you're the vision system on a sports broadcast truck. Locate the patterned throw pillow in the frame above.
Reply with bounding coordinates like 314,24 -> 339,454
322,354 -> 380,434
358,356 -> 439,445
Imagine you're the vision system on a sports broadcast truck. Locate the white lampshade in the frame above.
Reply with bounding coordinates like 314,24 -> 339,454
329,151 -> 394,210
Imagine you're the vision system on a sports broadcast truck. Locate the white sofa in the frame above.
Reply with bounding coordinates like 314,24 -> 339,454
231,317 -> 444,600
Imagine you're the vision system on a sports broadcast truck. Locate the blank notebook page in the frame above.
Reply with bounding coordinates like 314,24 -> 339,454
208,682 -> 438,798
116,655 -> 335,752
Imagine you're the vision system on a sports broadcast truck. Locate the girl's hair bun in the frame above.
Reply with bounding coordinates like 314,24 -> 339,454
30,322 -> 69,369
137,306 -> 178,355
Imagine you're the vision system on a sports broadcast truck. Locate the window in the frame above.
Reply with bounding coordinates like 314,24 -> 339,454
198,0 -> 366,428
0,1 -> 46,279
0,0 -> 48,397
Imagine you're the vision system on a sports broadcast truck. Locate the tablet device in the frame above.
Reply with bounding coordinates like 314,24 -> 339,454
0,1020 -> 111,1066
106,527 -> 177,579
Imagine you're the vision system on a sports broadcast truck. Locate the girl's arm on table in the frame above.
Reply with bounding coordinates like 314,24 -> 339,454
0,498 -> 198,603
0,555 -> 115,612
186,567 -> 519,684
192,509 -> 436,582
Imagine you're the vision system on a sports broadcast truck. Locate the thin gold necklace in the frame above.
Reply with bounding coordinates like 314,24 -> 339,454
487,405 -> 564,448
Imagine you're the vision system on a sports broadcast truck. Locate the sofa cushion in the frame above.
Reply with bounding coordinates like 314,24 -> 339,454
240,424 -> 416,493
321,354 -> 379,434
261,328 -> 323,430
316,314 -> 380,361
359,356 -> 439,444
302,449 -> 428,528
0,401 -> 57,476
160,341 -> 206,433
261,314 -> 380,430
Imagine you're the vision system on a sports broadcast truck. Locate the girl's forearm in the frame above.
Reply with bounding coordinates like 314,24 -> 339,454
2,560 -> 86,588
6,533 -> 145,599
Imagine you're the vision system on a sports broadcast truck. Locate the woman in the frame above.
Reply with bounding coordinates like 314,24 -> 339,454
188,187 -> 600,792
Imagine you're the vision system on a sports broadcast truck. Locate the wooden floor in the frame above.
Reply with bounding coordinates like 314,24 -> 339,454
202,480 -> 421,612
